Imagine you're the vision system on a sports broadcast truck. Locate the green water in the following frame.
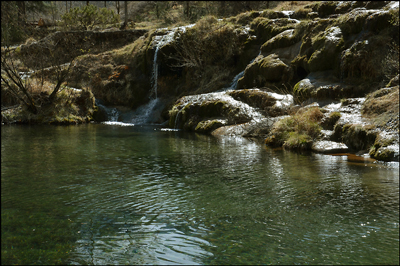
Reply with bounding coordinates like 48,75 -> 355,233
1,124 -> 399,265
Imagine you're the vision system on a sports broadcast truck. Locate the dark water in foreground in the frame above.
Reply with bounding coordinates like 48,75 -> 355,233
1,124 -> 399,265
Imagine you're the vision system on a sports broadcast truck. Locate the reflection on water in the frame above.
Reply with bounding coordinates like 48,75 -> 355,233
1,124 -> 399,265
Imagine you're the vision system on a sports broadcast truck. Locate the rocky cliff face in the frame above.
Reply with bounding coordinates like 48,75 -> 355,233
162,1 -> 399,161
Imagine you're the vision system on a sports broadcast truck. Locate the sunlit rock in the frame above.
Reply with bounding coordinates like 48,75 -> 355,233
312,140 -> 348,154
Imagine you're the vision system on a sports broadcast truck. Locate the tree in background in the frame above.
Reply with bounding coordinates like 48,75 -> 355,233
1,1 -> 52,45
61,4 -> 119,30
1,42 -> 74,114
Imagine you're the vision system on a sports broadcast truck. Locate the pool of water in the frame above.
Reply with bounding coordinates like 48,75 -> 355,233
1,124 -> 399,265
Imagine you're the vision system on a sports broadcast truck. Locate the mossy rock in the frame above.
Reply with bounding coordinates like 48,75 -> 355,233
364,10 -> 393,33
227,89 -> 276,112
386,74 -> 399,87
283,132 -> 313,150
320,111 -> 341,130
198,101 -> 228,118
261,29 -> 299,54
335,8 -> 379,35
230,10 -> 261,25
293,78 -> 314,102
334,1 -> 354,14
265,107 -> 322,150
250,17 -> 298,44
340,34 -> 392,81
168,97 -> 247,131
369,132 -> 399,161
291,8 -> 314,20
341,123 -> 377,151
195,119 -> 227,133
369,146 -> 397,161
237,54 -> 291,89
307,26 -> 344,73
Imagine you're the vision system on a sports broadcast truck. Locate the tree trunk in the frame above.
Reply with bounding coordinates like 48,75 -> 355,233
156,3 -> 159,19
124,1 -> 128,24
16,1 -> 26,26
185,1 -> 190,18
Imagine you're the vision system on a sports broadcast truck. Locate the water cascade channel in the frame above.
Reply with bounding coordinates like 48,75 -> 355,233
151,24 -> 196,99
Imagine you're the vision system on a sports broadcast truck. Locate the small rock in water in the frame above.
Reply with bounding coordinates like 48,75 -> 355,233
312,140 -> 348,154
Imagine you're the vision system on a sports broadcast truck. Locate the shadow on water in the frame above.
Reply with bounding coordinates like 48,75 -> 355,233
1,124 -> 399,265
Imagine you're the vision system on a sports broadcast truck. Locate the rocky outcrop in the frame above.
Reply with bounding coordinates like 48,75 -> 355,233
168,88 -> 294,136
18,1 -> 395,161
18,29 -> 147,69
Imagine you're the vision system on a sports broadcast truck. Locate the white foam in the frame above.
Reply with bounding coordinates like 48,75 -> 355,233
101,121 -> 135,126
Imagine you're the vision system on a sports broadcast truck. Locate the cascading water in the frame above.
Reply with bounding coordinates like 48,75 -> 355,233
151,24 -> 196,99
129,98 -> 160,125
225,51 -> 261,91
151,47 -> 159,99
96,99 -> 120,122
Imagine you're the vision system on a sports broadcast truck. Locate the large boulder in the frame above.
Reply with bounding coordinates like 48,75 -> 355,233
168,89 -> 294,135
307,26 -> 344,73
236,54 -> 292,89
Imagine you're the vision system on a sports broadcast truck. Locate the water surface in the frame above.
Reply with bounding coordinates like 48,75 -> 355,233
1,124 -> 399,265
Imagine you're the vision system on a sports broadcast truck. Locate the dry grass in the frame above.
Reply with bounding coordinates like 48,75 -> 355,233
362,86 -> 399,129
265,106 -> 323,149
273,1 -> 315,12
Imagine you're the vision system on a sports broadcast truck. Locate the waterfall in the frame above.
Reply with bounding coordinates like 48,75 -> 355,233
151,23 -> 196,99
223,51 -> 261,91
228,70 -> 245,90
96,100 -> 120,122
129,98 -> 160,125
151,46 -> 159,99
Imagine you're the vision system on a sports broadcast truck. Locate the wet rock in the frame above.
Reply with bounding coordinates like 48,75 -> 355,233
369,130 -> 399,162
293,71 -> 349,102
169,89 -> 294,135
341,123 -> 378,151
312,140 -> 349,154
227,89 -> 294,117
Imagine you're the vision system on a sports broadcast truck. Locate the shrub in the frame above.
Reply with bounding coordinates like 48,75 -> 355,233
61,4 -> 119,30
265,107 -> 322,150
